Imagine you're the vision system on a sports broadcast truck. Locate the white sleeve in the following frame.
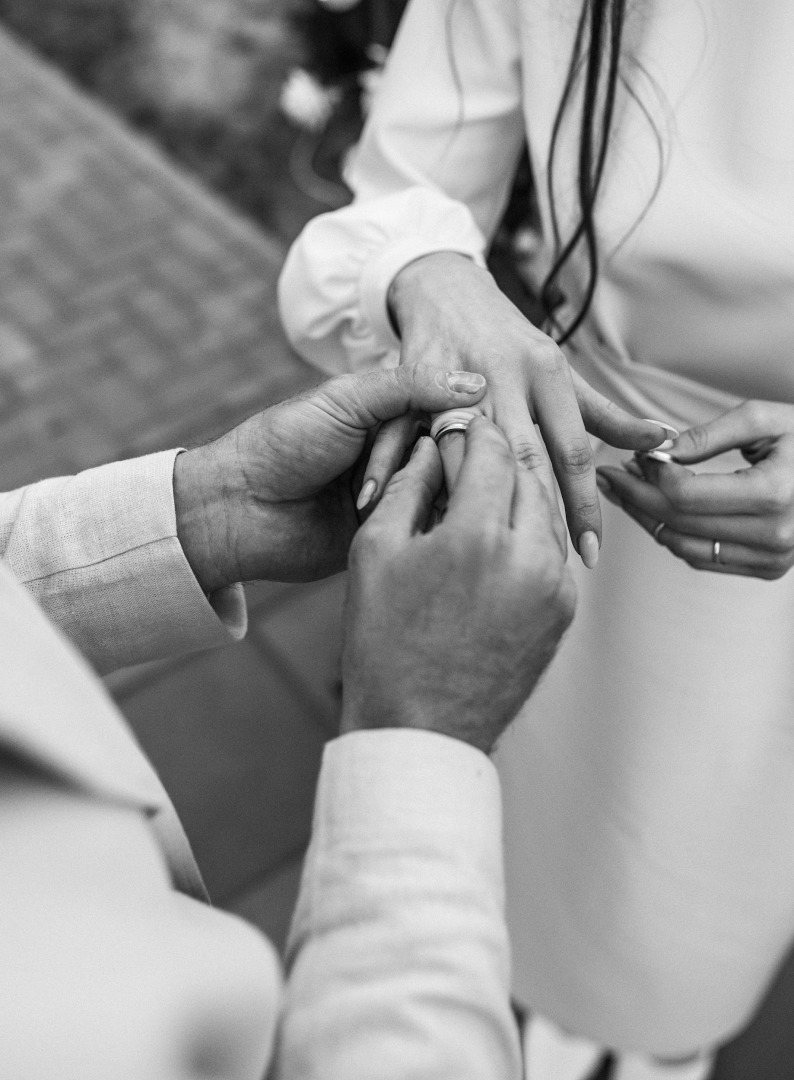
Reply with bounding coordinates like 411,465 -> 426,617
278,0 -> 525,376
274,728 -> 522,1080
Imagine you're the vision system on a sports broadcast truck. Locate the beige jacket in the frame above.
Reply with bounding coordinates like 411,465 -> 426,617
0,450 -> 519,1080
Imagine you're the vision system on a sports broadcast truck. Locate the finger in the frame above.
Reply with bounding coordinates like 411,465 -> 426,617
528,360 -> 602,565
488,390 -> 568,554
510,459 -> 566,548
357,413 -> 421,512
366,436 -> 444,539
444,416 -> 517,531
603,455 -> 779,516
572,370 -> 675,450
670,400 -> 792,464
436,429 -> 467,494
318,365 -> 488,433
600,483 -> 778,547
598,489 -> 790,578
600,463 -> 794,554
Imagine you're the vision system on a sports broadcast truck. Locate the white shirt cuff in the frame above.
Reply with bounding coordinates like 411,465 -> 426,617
312,727 -> 503,890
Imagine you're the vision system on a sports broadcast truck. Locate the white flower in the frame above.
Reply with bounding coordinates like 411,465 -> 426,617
280,68 -> 340,132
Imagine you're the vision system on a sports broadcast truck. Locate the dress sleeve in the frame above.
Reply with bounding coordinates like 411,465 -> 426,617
274,728 -> 522,1080
0,451 -> 247,675
278,0 -> 525,375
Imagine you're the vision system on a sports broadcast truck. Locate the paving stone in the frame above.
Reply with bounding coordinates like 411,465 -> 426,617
0,24 -> 318,484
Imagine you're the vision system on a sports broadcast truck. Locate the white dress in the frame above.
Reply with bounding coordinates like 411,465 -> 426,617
278,0 -> 794,1056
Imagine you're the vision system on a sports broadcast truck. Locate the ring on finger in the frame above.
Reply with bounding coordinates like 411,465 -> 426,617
652,521 -> 665,544
430,409 -> 479,444
712,539 -> 721,564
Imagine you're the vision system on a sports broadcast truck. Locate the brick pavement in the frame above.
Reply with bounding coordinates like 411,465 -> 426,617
0,26 -> 320,491
0,26 -> 341,945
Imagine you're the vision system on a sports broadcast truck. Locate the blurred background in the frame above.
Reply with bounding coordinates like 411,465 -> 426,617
0,3 -> 787,1075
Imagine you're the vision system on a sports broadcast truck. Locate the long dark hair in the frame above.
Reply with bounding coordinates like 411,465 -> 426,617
541,0 -> 628,344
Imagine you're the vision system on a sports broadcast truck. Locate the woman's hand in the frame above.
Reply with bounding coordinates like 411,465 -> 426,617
596,400 -> 794,580
359,252 -> 670,568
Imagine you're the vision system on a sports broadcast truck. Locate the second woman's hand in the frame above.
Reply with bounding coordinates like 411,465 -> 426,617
596,400 -> 794,580
360,251 -> 670,568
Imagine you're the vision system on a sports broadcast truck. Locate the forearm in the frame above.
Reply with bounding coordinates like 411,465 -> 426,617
274,730 -> 522,1080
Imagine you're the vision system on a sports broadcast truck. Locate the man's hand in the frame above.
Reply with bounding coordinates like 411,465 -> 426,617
173,365 -> 487,593
341,417 -> 576,754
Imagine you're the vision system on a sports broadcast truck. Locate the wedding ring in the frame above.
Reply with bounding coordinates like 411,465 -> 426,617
429,408 -> 480,444
712,540 -> 721,564
652,521 -> 665,543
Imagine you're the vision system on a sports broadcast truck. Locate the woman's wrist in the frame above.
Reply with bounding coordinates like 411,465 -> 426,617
387,251 -> 479,335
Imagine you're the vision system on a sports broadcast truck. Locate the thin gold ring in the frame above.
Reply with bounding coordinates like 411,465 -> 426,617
652,521 -> 665,543
712,540 -> 721,564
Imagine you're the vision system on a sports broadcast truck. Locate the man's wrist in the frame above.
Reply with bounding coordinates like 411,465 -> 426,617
339,703 -> 499,756
173,441 -> 242,594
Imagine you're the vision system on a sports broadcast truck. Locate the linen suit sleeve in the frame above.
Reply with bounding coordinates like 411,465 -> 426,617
0,450 -> 246,675
0,555 -> 281,1079
273,729 -> 522,1080
277,0 -> 525,375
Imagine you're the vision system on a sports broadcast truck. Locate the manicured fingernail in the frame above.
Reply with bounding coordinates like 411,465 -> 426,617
356,478 -> 377,511
621,458 -> 643,478
596,473 -> 611,493
444,370 -> 486,394
641,418 -> 679,449
578,530 -> 600,569
638,448 -> 674,464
